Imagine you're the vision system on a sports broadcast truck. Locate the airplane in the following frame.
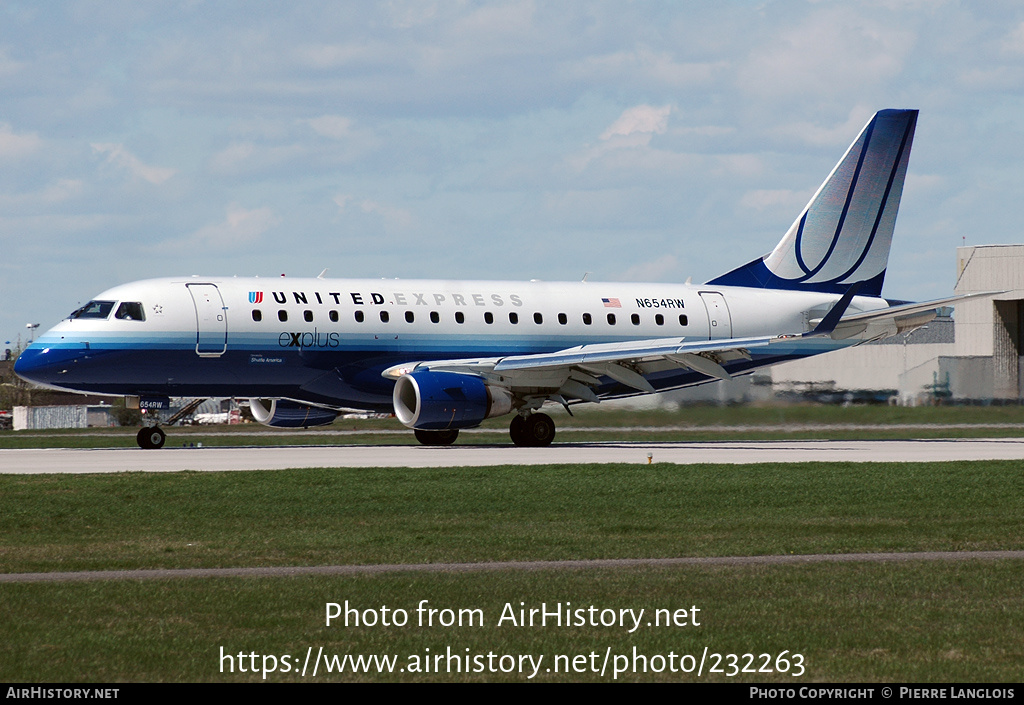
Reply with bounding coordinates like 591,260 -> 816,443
14,108 -> 980,449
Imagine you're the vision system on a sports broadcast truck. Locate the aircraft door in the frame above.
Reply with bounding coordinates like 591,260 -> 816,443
186,283 -> 228,356
699,291 -> 732,340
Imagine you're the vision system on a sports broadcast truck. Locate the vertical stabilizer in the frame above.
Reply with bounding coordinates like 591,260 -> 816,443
708,109 -> 918,296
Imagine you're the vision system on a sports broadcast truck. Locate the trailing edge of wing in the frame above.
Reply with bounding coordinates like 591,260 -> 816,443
830,291 -> 1000,332
491,336 -> 773,372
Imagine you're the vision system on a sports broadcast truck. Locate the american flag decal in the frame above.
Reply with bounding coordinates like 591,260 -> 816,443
602,297 -> 621,308
249,291 -> 263,304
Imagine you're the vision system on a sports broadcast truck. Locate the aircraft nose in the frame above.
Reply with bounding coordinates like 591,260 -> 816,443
13,344 -> 88,387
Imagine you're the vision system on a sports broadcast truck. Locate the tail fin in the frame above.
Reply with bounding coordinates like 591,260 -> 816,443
708,109 -> 918,297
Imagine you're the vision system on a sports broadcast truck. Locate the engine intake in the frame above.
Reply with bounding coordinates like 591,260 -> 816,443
393,371 -> 512,430
249,399 -> 340,428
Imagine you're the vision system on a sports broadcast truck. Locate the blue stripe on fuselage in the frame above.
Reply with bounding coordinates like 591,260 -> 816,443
16,330 -> 853,409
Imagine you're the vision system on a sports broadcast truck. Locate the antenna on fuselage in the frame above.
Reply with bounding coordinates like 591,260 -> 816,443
582,272 -> 590,282
317,269 -> 328,279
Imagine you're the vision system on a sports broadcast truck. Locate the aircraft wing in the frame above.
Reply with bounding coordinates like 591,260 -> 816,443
382,334 -> 778,400
826,291 -> 1000,339
382,290 -> 996,403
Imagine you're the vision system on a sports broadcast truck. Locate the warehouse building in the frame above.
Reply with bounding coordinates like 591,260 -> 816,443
771,244 -> 1024,404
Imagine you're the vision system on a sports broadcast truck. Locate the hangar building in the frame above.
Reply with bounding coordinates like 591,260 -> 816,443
654,244 -> 1024,407
771,244 -> 1024,404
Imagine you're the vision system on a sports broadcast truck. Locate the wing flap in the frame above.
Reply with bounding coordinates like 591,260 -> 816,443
492,335 -> 773,372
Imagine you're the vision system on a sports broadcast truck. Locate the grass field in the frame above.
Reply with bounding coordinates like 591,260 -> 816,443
2,458 -> 1023,682
4,402 -> 1024,448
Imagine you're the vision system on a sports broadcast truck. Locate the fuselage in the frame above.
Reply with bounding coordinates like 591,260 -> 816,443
14,275 -> 885,410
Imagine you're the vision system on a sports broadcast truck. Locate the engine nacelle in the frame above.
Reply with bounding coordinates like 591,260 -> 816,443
248,398 -> 340,428
393,371 -> 513,430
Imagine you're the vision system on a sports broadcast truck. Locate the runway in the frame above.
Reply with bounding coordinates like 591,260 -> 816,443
4,437 -> 1024,473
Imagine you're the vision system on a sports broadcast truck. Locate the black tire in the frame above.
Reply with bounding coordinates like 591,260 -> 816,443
521,413 -> 556,447
137,426 -> 166,450
509,415 -> 529,446
414,428 -> 460,446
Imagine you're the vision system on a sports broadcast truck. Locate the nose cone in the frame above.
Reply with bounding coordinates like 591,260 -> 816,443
14,344 -> 88,389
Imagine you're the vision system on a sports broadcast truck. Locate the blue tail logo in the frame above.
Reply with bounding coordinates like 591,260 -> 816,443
709,109 -> 918,297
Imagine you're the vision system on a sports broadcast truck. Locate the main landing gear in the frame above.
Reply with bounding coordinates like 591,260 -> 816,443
411,413 -> 556,447
136,426 -> 166,449
414,429 -> 460,446
509,412 -> 555,447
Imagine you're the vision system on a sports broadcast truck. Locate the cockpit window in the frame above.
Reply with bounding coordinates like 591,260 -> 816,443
115,302 -> 146,321
69,300 -> 116,320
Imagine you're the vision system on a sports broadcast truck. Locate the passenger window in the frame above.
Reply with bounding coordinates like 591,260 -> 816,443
534,312 -> 543,324
607,313 -> 616,325
252,310 -> 262,322
582,313 -> 592,325
455,311 -> 465,324
484,312 -> 494,324
114,302 -> 146,321
679,314 -> 688,326
631,313 -> 640,325
509,312 -> 519,324
278,310 -> 288,322
329,310 -> 339,323
380,311 -> 390,323
655,314 -> 664,326
558,313 -> 567,325
304,310 -> 314,323
430,311 -> 440,323
355,310 -> 364,323
405,311 -> 414,323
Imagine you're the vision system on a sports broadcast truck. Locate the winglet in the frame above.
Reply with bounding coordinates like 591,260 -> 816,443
808,281 -> 864,336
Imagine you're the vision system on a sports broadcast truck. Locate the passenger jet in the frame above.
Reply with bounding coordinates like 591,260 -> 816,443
15,109 -> 975,448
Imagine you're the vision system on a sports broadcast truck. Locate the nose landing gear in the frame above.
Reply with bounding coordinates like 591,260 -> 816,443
136,426 -> 166,449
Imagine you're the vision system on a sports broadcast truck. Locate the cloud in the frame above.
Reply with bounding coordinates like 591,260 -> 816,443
620,254 -> 679,282
1002,21 -> 1024,54
0,123 -> 42,160
0,179 -> 83,210
772,107 -> 877,147
563,47 -> 722,89
91,143 -> 176,184
566,104 -> 676,173
208,140 -> 307,175
0,49 -> 25,78
737,7 -> 913,100
334,193 -> 414,231
739,189 -> 812,212
600,105 -> 672,141
304,115 -> 355,139
165,204 -> 279,253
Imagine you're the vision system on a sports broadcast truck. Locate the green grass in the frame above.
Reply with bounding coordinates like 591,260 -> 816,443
2,461 -> 1024,573
3,458 -> 1024,682
4,403 -> 1024,448
2,562 -> 1022,682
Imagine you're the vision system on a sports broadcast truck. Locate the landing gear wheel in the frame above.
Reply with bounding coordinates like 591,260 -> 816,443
137,426 -> 166,449
511,413 -> 555,446
509,415 -> 528,446
414,429 -> 460,446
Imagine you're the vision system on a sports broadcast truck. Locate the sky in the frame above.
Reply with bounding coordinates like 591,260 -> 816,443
3,0 -> 1024,349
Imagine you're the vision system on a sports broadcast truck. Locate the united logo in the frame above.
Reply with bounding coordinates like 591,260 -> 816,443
249,291 -> 263,304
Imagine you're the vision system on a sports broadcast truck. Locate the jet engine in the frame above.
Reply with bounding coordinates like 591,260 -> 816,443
393,371 -> 512,430
248,398 -> 340,428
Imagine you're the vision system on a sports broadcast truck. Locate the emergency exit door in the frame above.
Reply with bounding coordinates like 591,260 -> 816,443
699,291 -> 732,340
